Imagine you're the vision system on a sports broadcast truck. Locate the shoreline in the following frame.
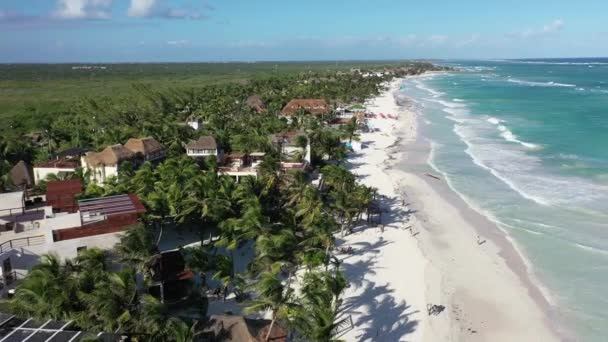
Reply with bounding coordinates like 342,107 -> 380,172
339,77 -> 565,341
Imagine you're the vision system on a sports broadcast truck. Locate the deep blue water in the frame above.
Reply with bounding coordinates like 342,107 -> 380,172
400,58 -> 608,341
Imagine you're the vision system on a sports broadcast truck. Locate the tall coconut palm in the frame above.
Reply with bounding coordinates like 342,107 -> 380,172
289,270 -> 349,342
114,223 -> 159,275
246,270 -> 294,342
78,268 -> 139,332
7,253 -> 77,320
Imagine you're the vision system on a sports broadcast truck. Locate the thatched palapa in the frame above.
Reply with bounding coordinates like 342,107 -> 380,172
84,144 -> 135,167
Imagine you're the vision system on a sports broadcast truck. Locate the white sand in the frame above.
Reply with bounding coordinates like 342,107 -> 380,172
338,79 -> 561,341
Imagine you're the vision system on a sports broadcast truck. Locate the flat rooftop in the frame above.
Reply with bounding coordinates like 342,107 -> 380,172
0,192 -> 24,215
78,194 -> 146,218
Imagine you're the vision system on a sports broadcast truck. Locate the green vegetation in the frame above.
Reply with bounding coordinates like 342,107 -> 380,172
1,61 -> 444,340
0,61 -> 436,124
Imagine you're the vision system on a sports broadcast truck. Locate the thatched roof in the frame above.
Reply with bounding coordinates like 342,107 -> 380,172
280,99 -> 330,116
201,315 -> 287,342
84,144 -> 135,167
246,95 -> 266,113
186,136 -> 217,150
10,161 -> 33,188
124,137 -> 165,157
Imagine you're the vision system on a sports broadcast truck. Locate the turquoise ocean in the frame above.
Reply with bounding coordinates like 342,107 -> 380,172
399,59 -> 608,341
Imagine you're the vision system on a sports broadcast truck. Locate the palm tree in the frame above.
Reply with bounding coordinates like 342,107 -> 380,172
183,245 -> 213,287
78,268 -> 139,332
114,223 -> 159,275
7,253 -> 77,320
246,270 -> 294,342
74,247 -> 108,291
289,270 -> 349,342
162,318 -> 201,342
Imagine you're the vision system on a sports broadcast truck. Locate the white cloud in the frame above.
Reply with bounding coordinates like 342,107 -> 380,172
128,0 -> 205,19
543,19 -> 564,33
513,19 -> 565,38
53,0 -> 113,19
128,0 -> 156,17
455,33 -> 480,48
420,35 -> 448,47
166,40 -> 191,47
397,34 -> 418,46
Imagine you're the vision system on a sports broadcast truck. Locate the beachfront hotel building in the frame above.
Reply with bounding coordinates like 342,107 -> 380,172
0,180 -> 146,297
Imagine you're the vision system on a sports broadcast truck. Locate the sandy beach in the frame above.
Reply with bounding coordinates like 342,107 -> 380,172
338,78 -> 561,341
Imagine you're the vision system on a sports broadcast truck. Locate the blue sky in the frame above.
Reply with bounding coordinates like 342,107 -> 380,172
1,0 -> 607,62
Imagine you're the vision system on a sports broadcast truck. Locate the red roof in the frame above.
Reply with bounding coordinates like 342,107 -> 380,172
35,159 -> 79,169
280,99 -> 330,116
46,179 -> 83,213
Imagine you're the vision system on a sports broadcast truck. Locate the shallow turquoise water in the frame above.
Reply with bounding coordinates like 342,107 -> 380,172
400,59 -> 608,341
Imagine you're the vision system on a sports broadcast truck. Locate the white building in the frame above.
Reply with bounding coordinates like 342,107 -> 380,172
81,137 -> 166,184
0,190 -> 146,297
33,159 -> 79,184
186,116 -> 202,131
81,144 -> 135,184
186,136 -> 223,161
271,131 -> 311,164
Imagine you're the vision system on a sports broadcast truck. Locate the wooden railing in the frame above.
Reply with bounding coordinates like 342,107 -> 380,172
0,235 -> 45,254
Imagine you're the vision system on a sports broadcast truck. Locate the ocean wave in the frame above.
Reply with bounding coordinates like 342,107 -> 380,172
454,123 -> 608,208
499,130 -> 541,150
425,98 -> 466,108
575,243 -> 608,256
507,78 -> 576,87
453,98 -> 465,102
511,60 -> 608,66
414,82 -> 444,96
486,117 -> 540,149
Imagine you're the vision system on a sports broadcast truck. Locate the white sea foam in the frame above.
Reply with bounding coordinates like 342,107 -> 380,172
453,122 -> 608,209
487,117 -> 504,125
453,98 -> 465,102
414,81 -> 444,96
499,130 -> 541,150
575,243 -> 608,256
486,117 -> 541,149
426,98 -> 466,108
510,61 -> 608,66
507,78 -> 576,87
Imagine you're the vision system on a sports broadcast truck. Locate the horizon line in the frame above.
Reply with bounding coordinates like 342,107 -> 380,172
1,57 -> 607,65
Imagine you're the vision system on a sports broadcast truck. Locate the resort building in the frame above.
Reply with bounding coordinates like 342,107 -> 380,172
0,182 -> 146,296
81,137 -> 166,184
81,144 -> 135,184
124,137 -> 167,163
280,99 -> 331,118
218,152 -> 266,182
186,135 -> 223,161
33,159 -> 79,184
33,147 -> 88,184
270,131 -> 311,164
